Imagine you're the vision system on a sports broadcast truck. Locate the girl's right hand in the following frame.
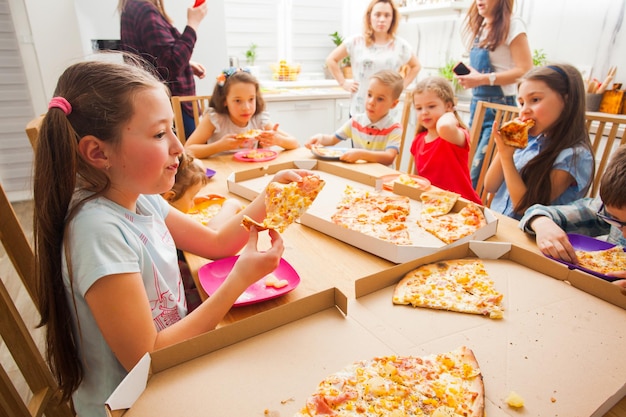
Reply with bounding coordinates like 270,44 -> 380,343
219,133 -> 246,151
230,227 -> 284,288
187,2 -> 208,30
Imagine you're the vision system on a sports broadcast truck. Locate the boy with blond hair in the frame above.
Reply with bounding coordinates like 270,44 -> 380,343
306,69 -> 404,167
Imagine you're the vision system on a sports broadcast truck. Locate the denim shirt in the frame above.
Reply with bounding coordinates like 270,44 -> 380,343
490,133 -> 594,219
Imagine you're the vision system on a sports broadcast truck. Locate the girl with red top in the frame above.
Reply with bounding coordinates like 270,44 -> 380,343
410,76 -> 482,204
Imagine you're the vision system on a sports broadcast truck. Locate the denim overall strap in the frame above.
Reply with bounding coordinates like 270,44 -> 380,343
469,36 -> 504,98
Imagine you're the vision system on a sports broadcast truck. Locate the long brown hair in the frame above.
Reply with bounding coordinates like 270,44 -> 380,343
515,64 -> 594,214
117,0 -> 172,23
209,69 -> 266,115
462,0 -> 514,51
363,0 -> 400,47
34,56 -> 165,400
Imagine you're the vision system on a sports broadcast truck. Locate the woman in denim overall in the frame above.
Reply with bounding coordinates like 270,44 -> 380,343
457,0 -> 532,187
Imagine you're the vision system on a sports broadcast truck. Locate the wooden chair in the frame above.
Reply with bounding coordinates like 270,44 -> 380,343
0,182 -> 74,417
171,95 -> 212,144
468,101 -> 520,206
584,111 -> 626,197
397,90 -> 414,172
25,114 -> 45,151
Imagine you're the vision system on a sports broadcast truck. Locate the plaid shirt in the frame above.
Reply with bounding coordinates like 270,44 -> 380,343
120,0 -> 197,116
519,197 -> 626,246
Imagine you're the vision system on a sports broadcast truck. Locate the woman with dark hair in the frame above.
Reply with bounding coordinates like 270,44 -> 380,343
326,0 -> 421,117
457,0 -> 533,186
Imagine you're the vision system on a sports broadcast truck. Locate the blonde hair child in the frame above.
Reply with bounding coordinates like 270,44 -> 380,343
185,68 -> 298,158
410,76 -> 482,203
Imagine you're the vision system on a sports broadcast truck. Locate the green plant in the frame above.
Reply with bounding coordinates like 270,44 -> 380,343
439,59 -> 461,91
329,31 -> 350,67
533,48 -> 547,67
245,43 -> 257,66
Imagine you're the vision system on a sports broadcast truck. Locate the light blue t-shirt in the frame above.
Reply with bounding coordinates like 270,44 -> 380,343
62,193 -> 185,417
490,133 -> 594,219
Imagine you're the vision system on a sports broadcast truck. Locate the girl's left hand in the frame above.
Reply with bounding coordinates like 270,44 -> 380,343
258,124 -> 279,147
456,66 -> 486,89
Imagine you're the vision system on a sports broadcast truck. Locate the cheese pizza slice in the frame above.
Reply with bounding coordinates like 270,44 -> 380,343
393,259 -> 504,319
420,189 -> 460,217
499,118 -> 535,149
575,246 -> 626,275
294,346 -> 485,417
235,129 -> 263,140
418,202 -> 487,244
241,174 -> 325,233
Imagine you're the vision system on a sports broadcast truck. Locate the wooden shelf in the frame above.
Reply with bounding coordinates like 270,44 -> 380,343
399,1 -> 471,20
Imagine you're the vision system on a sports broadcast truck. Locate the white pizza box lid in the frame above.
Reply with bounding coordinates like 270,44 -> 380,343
226,160 -> 498,264
351,240 -> 626,416
105,287 -> 350,416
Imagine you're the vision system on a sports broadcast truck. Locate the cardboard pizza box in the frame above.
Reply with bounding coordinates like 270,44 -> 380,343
106,288 -> 355,416
226,160 -> 498,263
351,241 -> 626,416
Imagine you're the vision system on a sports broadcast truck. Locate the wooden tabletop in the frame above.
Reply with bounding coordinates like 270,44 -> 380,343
184,146 -> 539,326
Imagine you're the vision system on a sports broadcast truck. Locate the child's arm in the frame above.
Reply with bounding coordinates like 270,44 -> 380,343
305,133 -> 340,148
258,123 -> 299,150
436,112 -> 467,147
340,148 -> 397,166
484,121 -> 527,202
184,116 -> 242,158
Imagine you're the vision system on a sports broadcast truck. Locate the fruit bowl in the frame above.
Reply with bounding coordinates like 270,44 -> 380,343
270,61 -> 301,81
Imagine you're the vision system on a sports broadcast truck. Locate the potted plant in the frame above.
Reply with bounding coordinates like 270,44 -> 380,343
329,31 -> 352,79
244,43 -> 259,76
532,48 -> 548,67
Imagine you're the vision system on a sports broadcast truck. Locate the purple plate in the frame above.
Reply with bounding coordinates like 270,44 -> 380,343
198,256 -> 300,307
205,168 -> 216,179
548,233 -> 624,282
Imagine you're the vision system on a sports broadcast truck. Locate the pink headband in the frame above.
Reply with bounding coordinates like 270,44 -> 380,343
48,97 -> 72,115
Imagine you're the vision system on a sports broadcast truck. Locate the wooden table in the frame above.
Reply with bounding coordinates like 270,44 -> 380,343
184,146 -> 539,326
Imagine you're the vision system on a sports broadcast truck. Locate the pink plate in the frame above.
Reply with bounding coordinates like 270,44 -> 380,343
233,149 -> 278,162
198,256 -> 300,306
380,173 -> 431,191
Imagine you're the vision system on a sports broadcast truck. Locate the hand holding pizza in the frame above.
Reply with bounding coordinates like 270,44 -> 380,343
228,227 -> 284,289
530,216 -> 578,263
492,120 -> 516,159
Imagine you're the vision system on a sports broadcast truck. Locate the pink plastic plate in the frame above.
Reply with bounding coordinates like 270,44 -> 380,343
198,256 -> 300,306
548,233 -> 625,282
233,149 -> 278,162
380,174 -> 431,192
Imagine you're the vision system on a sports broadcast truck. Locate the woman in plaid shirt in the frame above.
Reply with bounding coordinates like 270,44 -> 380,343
119,0 -> 208,139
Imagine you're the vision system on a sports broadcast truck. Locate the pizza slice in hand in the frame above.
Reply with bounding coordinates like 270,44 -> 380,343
499,118 -> 535,149
241,174 -> 325,233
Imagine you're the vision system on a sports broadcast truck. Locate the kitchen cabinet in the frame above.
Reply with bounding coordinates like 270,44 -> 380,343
266,98 -> 351,145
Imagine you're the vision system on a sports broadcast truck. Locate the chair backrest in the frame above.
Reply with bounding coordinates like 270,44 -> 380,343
468,101 -> 520,206
584,111 -> 626,198
171,95 -> 212,144
398,90 -> 414,172
25,114 -> 45,151
0,182 -> 74,417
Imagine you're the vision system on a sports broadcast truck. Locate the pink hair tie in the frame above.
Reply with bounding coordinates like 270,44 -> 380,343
48,97 -> 72,115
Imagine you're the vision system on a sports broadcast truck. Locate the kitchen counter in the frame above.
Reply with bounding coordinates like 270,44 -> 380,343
262,85 -> 350,102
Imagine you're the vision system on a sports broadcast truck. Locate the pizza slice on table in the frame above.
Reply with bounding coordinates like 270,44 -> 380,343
294,345 -> 485,416
241,174 -> 325,233
418,203 -> 487,244
420,189 -> 460,217
499,118 -> 535,149
393,259 -> 504,319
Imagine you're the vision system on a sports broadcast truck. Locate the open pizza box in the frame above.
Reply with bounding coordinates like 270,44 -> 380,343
226,160 -> 498,263
105,287 -> 358,416
350,240 -> 626,416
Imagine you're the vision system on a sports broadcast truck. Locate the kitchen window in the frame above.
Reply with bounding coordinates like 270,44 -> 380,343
224,0 -> 343,77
